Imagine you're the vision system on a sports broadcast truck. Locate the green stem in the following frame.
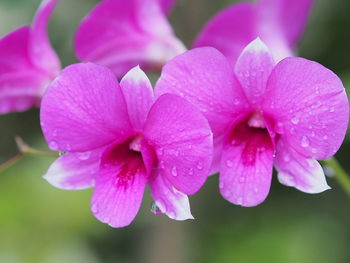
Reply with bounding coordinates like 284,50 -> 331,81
323,157 -> 350,197
0,154 -> 23,173
0,137 -> 58,174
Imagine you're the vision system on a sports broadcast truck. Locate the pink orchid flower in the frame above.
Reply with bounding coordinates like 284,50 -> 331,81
155,38 -> 349,207
40,63 -> 213,227
0,0 -> 61,114
194,0 -> 314,65
74,0 -> 186,78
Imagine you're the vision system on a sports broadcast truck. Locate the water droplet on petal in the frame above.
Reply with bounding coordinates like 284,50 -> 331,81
196,161 -> 203,170
91,203 -> 99,213
301,136 -> 310,147
49,141 -> 58,150
171,166 -> 178,177
188,168 -> 194,176
150,201 -> 162,215
76,151 -> 91,160
226,160 -> 234,168
291,116 -> 299,124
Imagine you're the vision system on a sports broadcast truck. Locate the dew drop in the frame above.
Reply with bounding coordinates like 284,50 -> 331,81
150,201 -> 162,215
196,161 -> 203,170
91,203 -> 99,213
77,151 -> 91,160
301,136 -> 310,147
159,161 -> 165,169
171,166 -> 178,177
226,160 -> 234,168
188,168 -> 194,176
49,141 -> 58,150
291,116 -> 299,124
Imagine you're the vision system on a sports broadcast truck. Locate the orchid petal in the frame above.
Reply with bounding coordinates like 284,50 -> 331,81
155,47 -> 250,135
91,141 -> 148,228
74,0 -> 185,78
220,123 -> 274,206
274,140 -> 330,193
120,66 -> 154,131
258,0 -> 314,46
263,57 -> 349,160
144,94 -> 213,195
150,174 -> 193,220
234,38 -> 275,106
193,3 -> 257,66
40,63 -> 132,152
43,147 -> 105,190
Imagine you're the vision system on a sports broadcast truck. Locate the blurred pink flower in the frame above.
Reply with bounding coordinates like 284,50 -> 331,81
156,38 -> 349,206
40,63 -> 213,227
0,0 -> 60,114
74,0 -> 185,78
194,0 -> 314,65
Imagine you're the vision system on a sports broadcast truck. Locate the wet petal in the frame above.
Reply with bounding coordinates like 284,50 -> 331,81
40,63 -> 132,152
43,147 -> 105,190
263,57 -> 349,160
220,123 -> 274,206
144,94 -> 213,195
120,66 -> 154,131
91,141 -> 148,228
150,174 -> 193,220
274,139 -> 330,193
155,47 -> 250,135
234,38 -> 275,106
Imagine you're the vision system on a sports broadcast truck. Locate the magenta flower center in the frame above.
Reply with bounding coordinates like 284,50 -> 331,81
229,111 -> 272,166
102,136 -> 149,188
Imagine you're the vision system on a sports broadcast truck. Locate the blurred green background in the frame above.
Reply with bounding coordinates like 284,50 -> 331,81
0,0 -> 350,262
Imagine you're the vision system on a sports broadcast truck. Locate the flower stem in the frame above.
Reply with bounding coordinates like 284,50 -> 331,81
0,137 -> 58,174
14,136 -> 57,158
323,157 -> 350,197
0,154 -> 23,173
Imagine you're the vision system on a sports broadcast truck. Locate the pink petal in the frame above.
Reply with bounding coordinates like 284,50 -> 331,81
0,0 -> 60,114
40,63 -> 132,152
144,94 -> 213,195
43,147 -> 105,190
258,0 -> 314,47
120,66 -> 154,131
193,3 -> 257,66
30,0 -> 61,75
220,123 -> 274,206
0,26 -> 48,113
274,139 -> 330,193
91,142 -> 148,227
74,0 -> 185,78
263,57 -> 349,160
159,0 -> 176,13
234,38 -> 275,106
155,47 -> 250,135
149,174 -> 193,220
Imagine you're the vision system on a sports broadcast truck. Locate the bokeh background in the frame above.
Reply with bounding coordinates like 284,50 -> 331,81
0,0 -> 350,262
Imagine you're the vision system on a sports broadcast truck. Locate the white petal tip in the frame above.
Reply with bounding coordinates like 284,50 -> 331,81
244,37 -> 270,53
122,65 -> 149,84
